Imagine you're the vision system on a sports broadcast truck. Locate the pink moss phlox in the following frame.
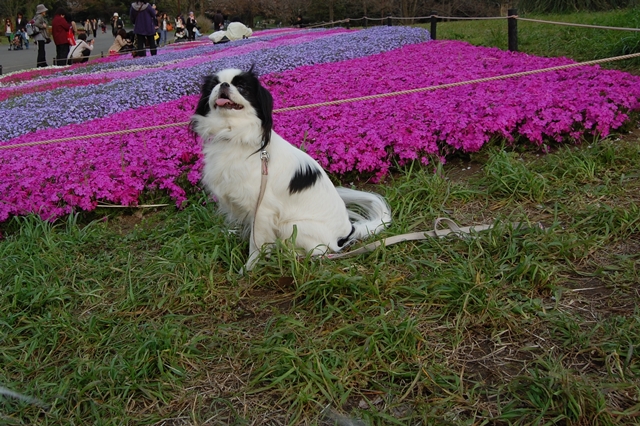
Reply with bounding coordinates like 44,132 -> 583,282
0,96 -> 200,222
0,76 -> 112,102
2,37 -> 640,222
264,40 -> 640,178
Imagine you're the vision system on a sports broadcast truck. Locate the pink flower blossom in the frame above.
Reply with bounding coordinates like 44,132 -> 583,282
1,32 -> 639,223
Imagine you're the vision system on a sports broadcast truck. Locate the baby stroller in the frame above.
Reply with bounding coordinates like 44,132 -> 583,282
11,30 -> 24,50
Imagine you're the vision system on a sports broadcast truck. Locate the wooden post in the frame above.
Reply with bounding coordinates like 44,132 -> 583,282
508,8 -> 518,51
364,17 -> 368,28
387,16 -> 392,26
430,11 -> 437,40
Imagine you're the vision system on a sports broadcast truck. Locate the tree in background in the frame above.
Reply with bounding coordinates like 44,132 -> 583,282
7,0 -> 637,32
0,0 -> 39,21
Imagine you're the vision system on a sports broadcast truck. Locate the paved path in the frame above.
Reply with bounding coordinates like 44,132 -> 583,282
0,28 -> 175,75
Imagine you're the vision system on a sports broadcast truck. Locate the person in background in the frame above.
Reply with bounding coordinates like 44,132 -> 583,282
185,11 -> 197,41
130,0 -> 157,57
84,19 -> 92,38
67,32 -> 94,63
108,28 -> 133,54
213,10 -> 224,31
152,4 -> 159,38
226,17 -> 252,40
174,14 -> 185,41
91,18 -> 98,37
52,8 -> 72,66
111,12 -> 123,37
295,15 -> 309,28
208,17 -> 252,44
32,4 -> 50,67
158,13 -> 169,46
5,18 -> 13,50
16,13 -> 29,49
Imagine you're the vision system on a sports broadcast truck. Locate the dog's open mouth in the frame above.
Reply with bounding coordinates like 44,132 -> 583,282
215,94 -> 243,110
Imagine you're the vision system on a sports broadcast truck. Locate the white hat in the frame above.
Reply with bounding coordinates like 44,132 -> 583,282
36,4 -> 48,14
113,12 -> 118,16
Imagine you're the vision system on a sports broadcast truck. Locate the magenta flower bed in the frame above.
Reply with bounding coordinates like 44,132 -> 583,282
0,98 -> 199,221
1,28 -> 639,223
0,76 -> 113,102
267,40 -> 640,177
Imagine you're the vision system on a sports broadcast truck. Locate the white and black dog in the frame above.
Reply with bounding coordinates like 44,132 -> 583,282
190,68 -> 391,270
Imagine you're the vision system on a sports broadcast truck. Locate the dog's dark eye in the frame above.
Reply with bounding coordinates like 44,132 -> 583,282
235,82 -> 248,92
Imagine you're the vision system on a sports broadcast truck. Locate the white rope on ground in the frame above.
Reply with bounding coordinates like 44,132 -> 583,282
0,122 -> 181,149
325,218 -> 523,260
0,385 -> 49,409
96,202 -> 170,208
2,50 -> 640,151
517,17 -> 640,32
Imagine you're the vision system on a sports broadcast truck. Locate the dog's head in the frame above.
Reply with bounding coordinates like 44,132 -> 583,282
191,68 -> 273,150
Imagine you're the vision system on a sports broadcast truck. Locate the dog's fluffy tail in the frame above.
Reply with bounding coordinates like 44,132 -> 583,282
336,187 -> 391,239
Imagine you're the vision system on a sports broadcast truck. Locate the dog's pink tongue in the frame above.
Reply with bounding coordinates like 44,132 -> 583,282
216,98 -> 232,106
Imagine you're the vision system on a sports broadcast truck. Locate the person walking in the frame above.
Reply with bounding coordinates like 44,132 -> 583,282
52,8 -> 72,66
32,4 -> 50,67
84,19 -> 92,37
4,19 -> 13,50
129,0 -> 157,57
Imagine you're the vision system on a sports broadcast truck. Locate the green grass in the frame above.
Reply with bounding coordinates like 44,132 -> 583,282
2,136 -> 639,424
2,9 -> 640,426
434,8 -> 640,69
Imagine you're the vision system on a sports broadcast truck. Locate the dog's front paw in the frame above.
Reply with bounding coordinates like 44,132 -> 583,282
242,250 -> 260,273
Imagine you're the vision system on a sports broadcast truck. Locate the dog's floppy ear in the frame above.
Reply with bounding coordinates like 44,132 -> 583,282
249,67 -> 273,151
194,74 -> 219,117
257,82 -> 273,150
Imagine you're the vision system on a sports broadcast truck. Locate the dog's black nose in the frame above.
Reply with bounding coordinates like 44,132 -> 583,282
220,82 -> 230,88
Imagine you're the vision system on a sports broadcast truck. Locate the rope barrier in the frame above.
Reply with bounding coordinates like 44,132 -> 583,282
517,17 -> 640,32
1,122 -> 182,150
3,49 -> 640,151
390,16 -> 433,20
304,19 -> 350,29
433,15 -> 510,21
